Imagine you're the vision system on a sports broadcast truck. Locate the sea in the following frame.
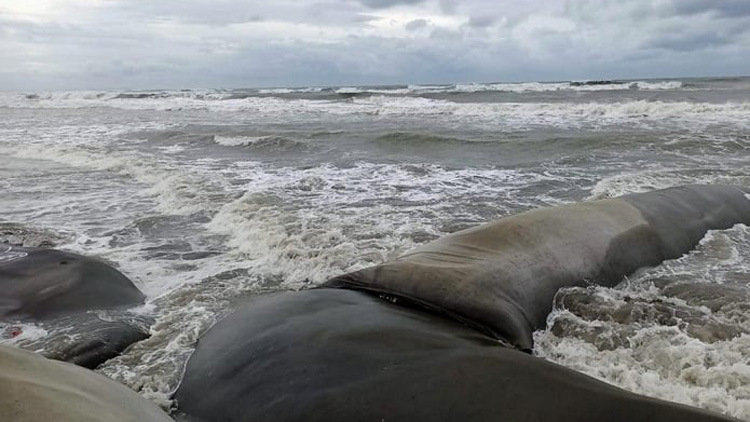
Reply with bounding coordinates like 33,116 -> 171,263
1,76 -> 750,418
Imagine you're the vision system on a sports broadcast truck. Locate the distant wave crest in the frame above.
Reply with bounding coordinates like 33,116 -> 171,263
453,80 -> 683,93
3,90 -> 747,130
213,135 -> 311,152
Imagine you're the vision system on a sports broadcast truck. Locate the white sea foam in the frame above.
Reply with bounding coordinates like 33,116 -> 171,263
4,143 -> 232,218
335,87 -> 364,94
4,79 -> 750,417
635,80 -> 685,90
536,224 -> 750,420
214,135 -> 275,146
336,86 -> 413,95
345,97 -> 750,130
0,323 -> 48,345
204,161 -> 551,286
588,170 -> 750,200
1,142 -> 251,407
95,160 -> 541,404
0,245 -> 28,263
407,84 -> 449,91
536,329 -> 750,419
156,144 -> 187,154
454,80 -> 683,93
257,87 -> 323,94
338,80 -> 682,94
257,80 -> 683,95
588,171 -> 692,199
3,91 -> 748,130
4,137 -> 560,405
455,82 -> 569,93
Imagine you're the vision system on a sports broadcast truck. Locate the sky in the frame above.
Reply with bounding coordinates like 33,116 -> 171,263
1,0 -> 749,90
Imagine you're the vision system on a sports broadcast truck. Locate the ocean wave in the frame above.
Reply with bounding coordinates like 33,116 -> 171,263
349,97 -> 750,129
347,97 -> 750,128
256,87 -> 325,95
339,80 -> 683,94
453,80 -> 683,93
1,80 -> 687,109
0,92 -> 289,111
0,222 -> 72,248
2,90 -> 232,108
1,322 -> 48,344
2,143 -> 233,218
372,132 -> 473,147
5,92 -> 746,129
97,160 -> 548,403
327,80 -> 683,95
9,124 -> 748,412
214,135 -> 274,146
535,224 -> 750,420
203,161 -> 560,285
335,86 -> 413,95
588,169 -> 750,199
213,135 -> 311,152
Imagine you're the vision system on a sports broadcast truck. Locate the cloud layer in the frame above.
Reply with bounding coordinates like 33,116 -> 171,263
1,0 -> 748,90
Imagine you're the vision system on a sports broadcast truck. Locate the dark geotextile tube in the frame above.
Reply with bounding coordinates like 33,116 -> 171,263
0,247 -> 145,320
324,185 -> 750,351
173,289 -> 740,422
0,345 -> 175,422
174,185 -> 750,422
22,312 -> 153,369
1,246 -> 150,367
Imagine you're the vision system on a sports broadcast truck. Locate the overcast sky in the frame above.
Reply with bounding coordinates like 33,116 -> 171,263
2,0 -> 749,90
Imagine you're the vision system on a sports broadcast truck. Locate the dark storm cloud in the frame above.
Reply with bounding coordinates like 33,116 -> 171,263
467,15 -> 495,28
110,1 -> 266,26
1,0 -> 749,90
357,0 -> 426,9
649,32 -> 731,52
405,18 -> 428,31
672,0 -> 750,18
439,0 -> 458,14
429,27 -> 462,40
352,14 -> 383,23
108,0 -> 372,27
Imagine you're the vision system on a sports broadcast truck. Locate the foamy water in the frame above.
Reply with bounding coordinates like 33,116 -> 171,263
2,76 -> 750,418
3,93 -> 749,131
535,224 -> 750,419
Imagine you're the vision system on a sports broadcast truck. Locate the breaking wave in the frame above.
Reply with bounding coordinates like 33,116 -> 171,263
5,92 -> 746,130
372,132 -> 474,148
213,135 -> 311,152
4,75 -> 750,418
453,80 -> 683,93
319,80 -> 683,95
535,224 -> 750,421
